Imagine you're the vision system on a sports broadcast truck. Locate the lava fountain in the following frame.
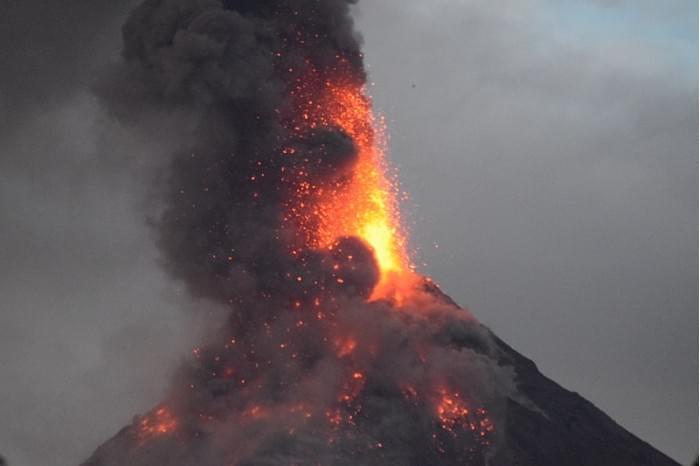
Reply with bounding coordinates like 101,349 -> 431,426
283,61 -> 416,301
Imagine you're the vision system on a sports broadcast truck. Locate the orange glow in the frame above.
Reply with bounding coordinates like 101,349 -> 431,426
435,390 -> 494,439
335,337 -> 357,358
436,392 -> 471,434
244,405 -> 267,419
137,406 -> 177,443
286,64 -> 418,300
325,368 -> 367,429
312,84 -> 408,277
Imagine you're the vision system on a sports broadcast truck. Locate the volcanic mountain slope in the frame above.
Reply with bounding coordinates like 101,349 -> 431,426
81,284 -> 679,466
489,332 -> 681,466
433,288 -> 681,466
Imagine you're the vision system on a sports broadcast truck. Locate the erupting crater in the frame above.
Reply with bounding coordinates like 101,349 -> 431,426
81,1 -> 682,466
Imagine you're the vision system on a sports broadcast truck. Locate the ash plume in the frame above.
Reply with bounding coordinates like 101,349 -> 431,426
104,0 -> 367,303
87,1 -> 516,465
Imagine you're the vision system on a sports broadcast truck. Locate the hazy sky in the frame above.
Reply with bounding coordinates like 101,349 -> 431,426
0,1 -> 696,465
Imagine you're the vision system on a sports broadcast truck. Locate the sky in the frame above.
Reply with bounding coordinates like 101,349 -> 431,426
0,1 -> 696,465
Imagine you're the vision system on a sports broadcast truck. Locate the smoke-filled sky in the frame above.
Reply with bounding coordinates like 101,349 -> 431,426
0,0 -> 696,465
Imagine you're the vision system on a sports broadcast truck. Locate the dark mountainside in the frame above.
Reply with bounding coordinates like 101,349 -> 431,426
492,334 -> 680,466
434,288 -> 682,466
80,0 -> 684,465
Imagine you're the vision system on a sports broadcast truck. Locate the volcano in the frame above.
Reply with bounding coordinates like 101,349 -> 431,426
83,1 -> 682,465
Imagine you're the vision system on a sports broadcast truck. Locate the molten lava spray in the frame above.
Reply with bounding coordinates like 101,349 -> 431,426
285,71 -> 413,300
85,1 -> 515,465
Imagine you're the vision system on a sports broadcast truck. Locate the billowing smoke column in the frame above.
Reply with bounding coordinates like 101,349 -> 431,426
85,1 -> 515,465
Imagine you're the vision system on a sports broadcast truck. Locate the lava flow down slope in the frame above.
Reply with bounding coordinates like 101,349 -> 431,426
83,1 -> 681,465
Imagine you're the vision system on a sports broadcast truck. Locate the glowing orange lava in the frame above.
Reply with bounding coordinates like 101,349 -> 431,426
287,64 -> 417,300
435,390 -> 494,440
137,406 -> 177,443
316,84 -> 409,283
